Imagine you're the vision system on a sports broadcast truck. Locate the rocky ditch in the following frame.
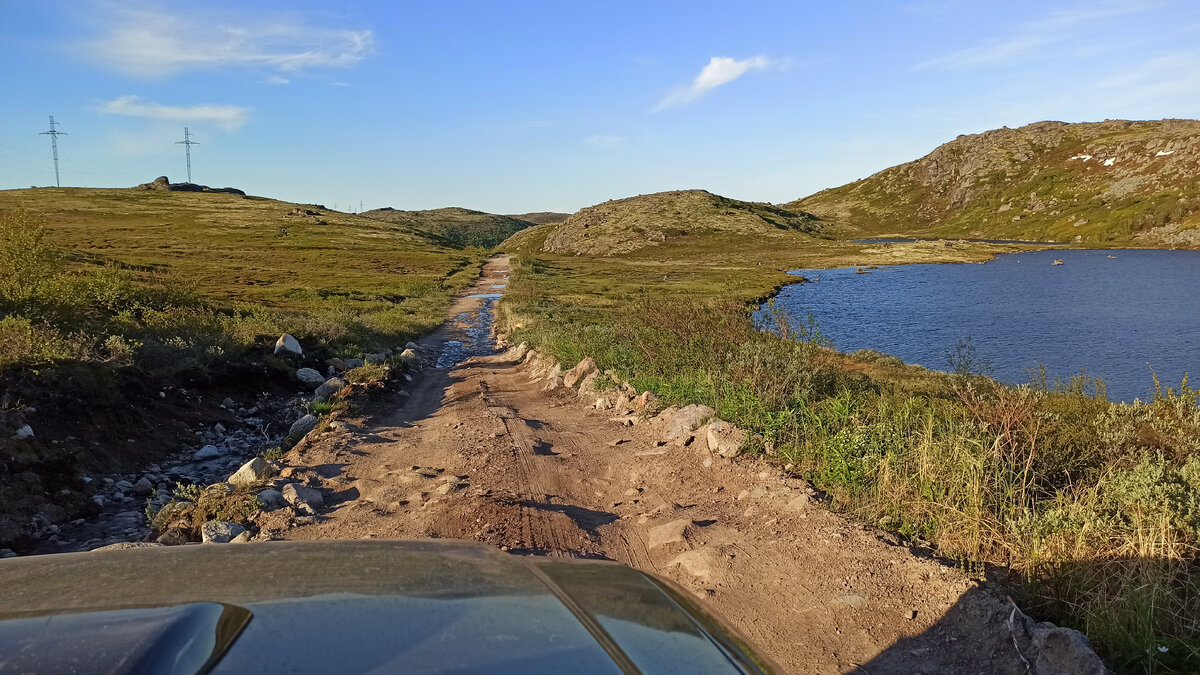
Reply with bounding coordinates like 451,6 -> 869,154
5,334 -> 425,558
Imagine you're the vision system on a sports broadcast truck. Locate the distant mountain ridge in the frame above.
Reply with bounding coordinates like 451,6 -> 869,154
507,212 -> 571,225
790,119 -> 1200,247
360,206 -> 536,248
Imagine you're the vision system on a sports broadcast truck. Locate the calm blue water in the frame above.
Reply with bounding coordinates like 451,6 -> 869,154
764,249 -> 1200,403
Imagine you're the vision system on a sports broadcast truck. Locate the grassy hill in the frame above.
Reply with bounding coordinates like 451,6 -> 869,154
0,187 -> 482,548
791,119 -> 1200,247
506,211 -> 571,225
360,206 -> 536,248
536,189 -> 829,256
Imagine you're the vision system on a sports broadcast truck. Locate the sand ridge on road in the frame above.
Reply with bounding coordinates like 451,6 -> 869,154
274,256 -> 1063,674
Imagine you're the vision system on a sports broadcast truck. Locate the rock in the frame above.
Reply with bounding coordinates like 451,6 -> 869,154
405,341 -> 421,352
289,414 -> 318,438
156,528 -> 190,545
256,489 -> 287,510
282,483 -> 324,515
313,377 -> 345,401
0,549 -> 16,558
132,477 -> 155,496
667,548 -> 718,581
228,457 -> 274,486
344,357 -> 365,369
296,368 -> 325,389
11,424 -> 33,440
192,445 -> 222,461
92,542 -> 163,551
365,353 -> 387,365
834,594 -> 868,609
563,357 -> 597,388
274,333 -> 302,356
577,371 -> 600,397
325,357 -> 347,372
543,376 -> 564,391
506,342 -> 529,360
665,404 -> 717,445
635,391 -> 658,410
201,520 -> 246,544
114,479 -> 134,491
221,397 -> 236,409
785,494 -> 809,512
399,348 -> 419,365
595,397 -> 610,410
648,519 -> 691,548
1032,627 -> 1107,675
230,531 -> 252,544
706,420 -> 748,458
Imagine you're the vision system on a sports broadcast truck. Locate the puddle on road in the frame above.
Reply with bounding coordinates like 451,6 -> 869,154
437,293 -> 500,369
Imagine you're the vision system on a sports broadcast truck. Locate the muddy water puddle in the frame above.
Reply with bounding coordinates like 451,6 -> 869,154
437,291 -> 502,369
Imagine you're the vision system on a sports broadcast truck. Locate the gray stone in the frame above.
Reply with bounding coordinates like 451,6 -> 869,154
399,348 -> 419,364
274,333 -> 302,356
201,520 -> 246,544
228,457 -> 274,486
296,367 -> 325,389
365,353 -> 387,365
221,397 -> 236,409
706,420 -> 748,458
404,341 -> 421,352
193,444 -> 221,461
114,479 -> 134,491
230,531 -> 252,544
563,357 -> 597,388
0,549 -> 16,558
313,377 -> 345,402
289,414 -> 318,439
132,477 -> 155,496
282,483 -> 324,515
1032,626 -> 1107,675
256,489 -> 287,510
665,404 -> 717,445
344,358 -> 365,369
213,423 -> 226,435
11,425 -> 33,440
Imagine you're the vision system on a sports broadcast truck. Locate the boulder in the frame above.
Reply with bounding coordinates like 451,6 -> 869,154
1032,626 -> 1107,675
256,489 -> 287,510
11,425 -> 33,440
282,483 -> 324,515
228,457 -> 274,486
365,353 -> 387,365
344,357 -> 365,369
577,371 -> 600,397
289,414 -> 318,439
296,368 -> 325,389
325,357 -> 347,373
563,357 -> 597,388
543,376 -> 564,392
155,528 -> 190,545
706,420 -> 748,458
274,333 -> 302,356
192,444 -> 222,461
506,342 -> 529,360
313,377 -> 346,402
221,397 -> 236,409
230,531 -> 252,544
404,342 -> 421,352
648,519 -> 691,548
201,520 -> 246,544
132,477 -> 155,496
665,404 -> 717,445
398,348 -> 419,365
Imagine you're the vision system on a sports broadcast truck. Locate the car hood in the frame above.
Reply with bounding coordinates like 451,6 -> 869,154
0,540 -> 774,674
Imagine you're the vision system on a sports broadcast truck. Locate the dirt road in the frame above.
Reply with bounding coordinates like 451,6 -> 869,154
274,256 -> 1079,674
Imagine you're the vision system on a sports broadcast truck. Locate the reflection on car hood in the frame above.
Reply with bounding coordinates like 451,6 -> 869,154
0,540 -> 775,674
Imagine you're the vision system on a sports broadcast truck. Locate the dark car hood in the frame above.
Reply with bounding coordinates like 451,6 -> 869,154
0,540 -> 774,674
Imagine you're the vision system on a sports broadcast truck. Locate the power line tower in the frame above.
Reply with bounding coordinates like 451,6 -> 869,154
39,115 -> 66,187
176,127 -> 199,183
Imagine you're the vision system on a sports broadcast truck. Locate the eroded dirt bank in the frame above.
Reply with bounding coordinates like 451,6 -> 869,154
267,256 -> 1101,674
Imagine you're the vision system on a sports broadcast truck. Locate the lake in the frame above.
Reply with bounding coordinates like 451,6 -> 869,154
763,248 -> 1200,403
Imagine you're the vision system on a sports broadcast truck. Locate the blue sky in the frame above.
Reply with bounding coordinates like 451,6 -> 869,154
2,0 -> 1199,214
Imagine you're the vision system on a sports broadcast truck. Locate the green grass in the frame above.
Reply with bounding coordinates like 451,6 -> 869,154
499,236 -> 1200,673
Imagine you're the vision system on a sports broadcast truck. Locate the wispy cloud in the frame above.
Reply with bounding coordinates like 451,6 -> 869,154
1098,51 -> 1200,107
84,4 -> 374,77
916,1 -> 1157,70
584,134 -> 626,148
655,56 -> 783,111
99,96 -> 249,131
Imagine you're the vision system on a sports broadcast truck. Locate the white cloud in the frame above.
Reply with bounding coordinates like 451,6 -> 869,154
265,75 -> 290,85
84,4 -> 374,77
655,56 -> 782,111
585,134 -> 626,148
99,96 -> 249,131
916,1 -> 1157,70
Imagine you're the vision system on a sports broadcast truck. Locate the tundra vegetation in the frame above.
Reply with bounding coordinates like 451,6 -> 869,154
500,218 -> 1199,673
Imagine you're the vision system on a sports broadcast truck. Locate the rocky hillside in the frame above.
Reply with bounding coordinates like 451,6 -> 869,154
360,206 -> 535,248
791,119 -> 1200,247
539,190 -> 827,256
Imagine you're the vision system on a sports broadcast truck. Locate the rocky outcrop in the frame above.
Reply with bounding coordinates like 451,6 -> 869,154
134,176 -> 246,195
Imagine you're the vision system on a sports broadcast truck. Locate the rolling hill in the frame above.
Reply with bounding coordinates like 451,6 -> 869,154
506,211 -> 572,225
360,206 -> 537,248
791,119 -> 1200,247
534,190 -> 828,256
